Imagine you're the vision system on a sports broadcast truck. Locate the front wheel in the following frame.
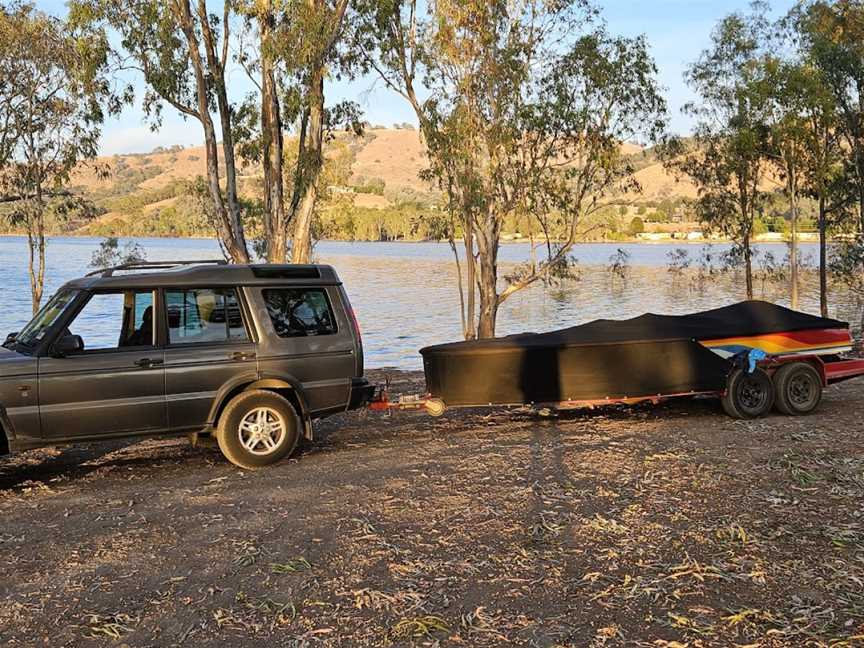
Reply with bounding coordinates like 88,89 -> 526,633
216,390 -> 300,469
721,368 -> 774,419
773,362 -> 823,416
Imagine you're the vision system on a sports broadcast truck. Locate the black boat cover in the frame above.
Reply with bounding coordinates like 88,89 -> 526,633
420,301 -> 847,406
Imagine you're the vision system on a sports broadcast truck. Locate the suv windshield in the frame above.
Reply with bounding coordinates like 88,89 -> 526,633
13,289 -> 79,348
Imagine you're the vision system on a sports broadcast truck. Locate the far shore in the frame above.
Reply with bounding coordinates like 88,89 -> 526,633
0,232 -> 836,245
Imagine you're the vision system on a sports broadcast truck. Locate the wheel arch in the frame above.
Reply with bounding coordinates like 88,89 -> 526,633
0,407 -> 11,456
209,374 -> 313,440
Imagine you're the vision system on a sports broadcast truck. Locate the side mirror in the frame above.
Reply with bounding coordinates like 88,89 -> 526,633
5,332 -> 17,345
53,334 -> 84,357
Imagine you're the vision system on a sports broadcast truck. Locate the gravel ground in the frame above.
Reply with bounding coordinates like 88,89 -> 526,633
1,369 -> 863,647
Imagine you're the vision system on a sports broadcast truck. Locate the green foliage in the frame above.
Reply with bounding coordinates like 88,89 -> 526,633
317,202 -> 441,241
768,215 -> 790,234
350,176 -> 386,196
628,217 -> 645,235
787,0 -> 864,235
753,218 -> 769,236
830,237 -> 864,296
89,237 -> 146,269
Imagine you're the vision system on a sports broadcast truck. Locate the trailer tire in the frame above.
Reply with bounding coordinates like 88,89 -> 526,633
721,368 -> 774,419
773,362 -> 822,416
721,390 -> 743,419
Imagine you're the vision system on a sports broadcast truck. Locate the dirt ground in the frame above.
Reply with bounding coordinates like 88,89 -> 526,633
1,369 -> 863,647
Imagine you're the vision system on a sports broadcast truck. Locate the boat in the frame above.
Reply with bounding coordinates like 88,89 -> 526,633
419,301 -> 854,408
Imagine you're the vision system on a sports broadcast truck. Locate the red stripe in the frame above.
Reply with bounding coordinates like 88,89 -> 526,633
772,328 -> 851,345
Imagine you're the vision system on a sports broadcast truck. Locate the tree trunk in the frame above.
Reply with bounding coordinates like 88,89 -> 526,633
473,213 -> 500,339
175,0 -> 250,264
858,144 -> 864,235
744,233 -> 753,300
36,224 -> 45,312
260,4 -> 287,262
290,66 -> 325,264
789,173 -> 799,310
819,194 -> 828,317
200,2 -> 249,262
462,216 -> 477,340
27,230 -> 37,315
857,92 -> 864,235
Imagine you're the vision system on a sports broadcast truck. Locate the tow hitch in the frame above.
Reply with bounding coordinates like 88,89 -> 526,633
368,385 -> 446,417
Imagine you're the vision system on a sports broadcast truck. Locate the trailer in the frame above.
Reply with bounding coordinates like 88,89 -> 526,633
369,301 -> 864,420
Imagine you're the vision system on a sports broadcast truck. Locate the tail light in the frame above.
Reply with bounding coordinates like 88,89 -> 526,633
347,305 -> 362,340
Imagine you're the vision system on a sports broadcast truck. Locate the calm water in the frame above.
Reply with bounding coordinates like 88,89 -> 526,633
0,236 -> 860,369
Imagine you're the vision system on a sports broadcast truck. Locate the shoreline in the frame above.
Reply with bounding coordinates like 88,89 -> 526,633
0,232 -> 835,245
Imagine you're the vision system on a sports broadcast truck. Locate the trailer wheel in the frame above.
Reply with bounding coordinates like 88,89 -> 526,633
773,362 -> 822,416
721,368 -> 774,419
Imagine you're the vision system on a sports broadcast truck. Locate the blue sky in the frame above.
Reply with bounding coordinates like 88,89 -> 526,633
36,0 -> 798,155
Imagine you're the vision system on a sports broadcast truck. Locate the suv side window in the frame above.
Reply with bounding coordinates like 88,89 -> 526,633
165,288 -> 248,345
68,290 -> 155,351
263,288 -> 337,338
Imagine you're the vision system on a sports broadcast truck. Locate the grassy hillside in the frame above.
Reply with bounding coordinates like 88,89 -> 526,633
32,128 -> 803,242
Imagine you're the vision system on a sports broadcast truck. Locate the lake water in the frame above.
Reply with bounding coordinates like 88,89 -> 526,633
0,236 -> 860,369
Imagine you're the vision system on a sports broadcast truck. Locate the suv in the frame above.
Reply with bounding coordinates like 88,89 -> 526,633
0,260 -> 375,469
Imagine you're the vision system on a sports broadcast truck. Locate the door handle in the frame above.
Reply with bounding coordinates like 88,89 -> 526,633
230,351 -> 256,361
134,358 -> 164,368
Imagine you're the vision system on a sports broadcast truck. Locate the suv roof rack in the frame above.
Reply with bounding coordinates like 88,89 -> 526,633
86,259 -> 228,278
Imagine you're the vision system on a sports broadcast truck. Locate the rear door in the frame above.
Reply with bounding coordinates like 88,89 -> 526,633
254,286 -> 354,414
38,289 -> 167,439
162,287 -> 257,431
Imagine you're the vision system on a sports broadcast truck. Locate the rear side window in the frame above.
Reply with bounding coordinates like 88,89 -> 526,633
165,288 -> 248,344
263,288 -> 337,338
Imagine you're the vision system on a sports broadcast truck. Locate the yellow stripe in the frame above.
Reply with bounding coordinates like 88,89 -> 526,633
702,337 -> 849,353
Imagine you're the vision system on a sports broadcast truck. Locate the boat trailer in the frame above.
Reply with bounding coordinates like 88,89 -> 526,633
368,353 -> 864,420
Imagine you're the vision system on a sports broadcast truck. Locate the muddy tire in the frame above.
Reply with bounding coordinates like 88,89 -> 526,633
773,362 -> 823,416
721,368 -> 774,419
216,390 -> 300,469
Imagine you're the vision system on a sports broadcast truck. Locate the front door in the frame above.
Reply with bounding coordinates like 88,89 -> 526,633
39,290 -> 167,439
162,288 -> 257,431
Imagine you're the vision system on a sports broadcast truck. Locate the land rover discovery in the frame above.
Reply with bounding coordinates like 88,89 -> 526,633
0,260 -> 375,469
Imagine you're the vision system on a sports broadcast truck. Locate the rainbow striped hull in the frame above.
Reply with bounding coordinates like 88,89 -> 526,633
700,328 -> 853,359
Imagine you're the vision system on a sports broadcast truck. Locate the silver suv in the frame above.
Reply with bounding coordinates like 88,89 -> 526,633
0,261 -> 374,468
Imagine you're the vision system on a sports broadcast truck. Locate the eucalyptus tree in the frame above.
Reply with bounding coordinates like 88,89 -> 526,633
794,0 -> 864,233
665,4 -> 774,300
236,0 -> 359,263
764,57 -> 814,309
773,9 -> 853,315
781,61 -> 850,316
356,0 -> 666,339
0,2 -> 118,312
70,0 -> 252,263
791,0 -> 864,308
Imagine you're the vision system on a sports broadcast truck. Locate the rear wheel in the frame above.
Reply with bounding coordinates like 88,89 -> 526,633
216,390 -> 300,469
773,362 -> 823,416
721,368 -> 774,419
